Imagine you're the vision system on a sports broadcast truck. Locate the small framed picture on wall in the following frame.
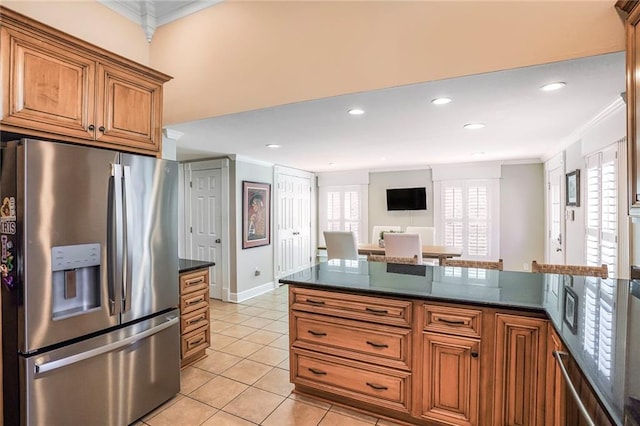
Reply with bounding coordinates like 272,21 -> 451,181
566,169 -> 580,207
242,181 -> 271,249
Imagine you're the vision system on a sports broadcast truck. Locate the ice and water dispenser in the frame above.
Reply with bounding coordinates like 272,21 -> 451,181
51,243 -> 101,320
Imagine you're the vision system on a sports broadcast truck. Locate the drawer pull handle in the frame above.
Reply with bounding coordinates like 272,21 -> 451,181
308,368 -> 327,375
186,279 -> 204,287
186,298 -> 203,306
366,382 -> 388,391
366,341 -> 388,349
307,330 -> 327,337
190,337 -> 204,346
365,307 -> 388,315
187,316 -> 205,326
437,318 -> 466,325
306,299 -> 325,305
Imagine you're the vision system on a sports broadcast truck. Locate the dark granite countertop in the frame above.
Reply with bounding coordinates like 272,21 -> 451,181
279,260 -> 635,425
178,258 -> 215,274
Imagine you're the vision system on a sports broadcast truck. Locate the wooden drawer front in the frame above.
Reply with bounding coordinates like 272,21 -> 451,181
292,312 -> 411,370
180,269 -> 209,295
290,287 -> 412,327
292,349 -> 411,414
180,288 -> 209,315
422,304 -> 482,338
181,323 -> 210,359
181,306 -> 210,335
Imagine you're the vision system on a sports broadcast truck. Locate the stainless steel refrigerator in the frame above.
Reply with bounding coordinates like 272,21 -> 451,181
0,139 -> 180,425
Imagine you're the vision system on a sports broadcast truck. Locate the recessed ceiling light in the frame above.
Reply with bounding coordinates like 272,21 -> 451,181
463,123 -> 485,130
472,152 -> 486,157
328,162 -> 335,166
540,82 -> 566,92
265,144 -> 281,148
348,108 -> 365,115
431,97 -> 452,105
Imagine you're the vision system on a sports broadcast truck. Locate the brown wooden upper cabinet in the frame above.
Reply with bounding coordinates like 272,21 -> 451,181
617,1 -> 640,214
0,6 -> 171,156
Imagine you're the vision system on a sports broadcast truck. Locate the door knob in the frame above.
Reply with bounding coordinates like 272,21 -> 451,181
556,248 -> 562,252
215,238 -> 221,243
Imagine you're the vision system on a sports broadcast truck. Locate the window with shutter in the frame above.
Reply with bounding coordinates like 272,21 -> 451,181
319,185 -> 367,244
582,144 -> 619,388
437,179 -> 499,260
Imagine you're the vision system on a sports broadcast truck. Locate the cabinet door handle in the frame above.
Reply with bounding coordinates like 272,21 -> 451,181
471,351 -> 479,358
308,368 -> 327,375
437,318 -> 465,325
306,299 -> 325,305
307,330 -> 327,337
553,351 -> 595,426
98,126 -> 106,132
366,341 -> 389,348
88,124 -> 95,131
365,307 -> 388,315
366,382 -> 388,391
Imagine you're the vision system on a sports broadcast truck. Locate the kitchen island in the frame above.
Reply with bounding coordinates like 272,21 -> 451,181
280,260 -> 633,426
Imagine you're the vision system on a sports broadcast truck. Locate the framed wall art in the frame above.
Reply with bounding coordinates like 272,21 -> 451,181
563,285 -> 578,335
242,181 -> 271,249
566,169 -> 580,207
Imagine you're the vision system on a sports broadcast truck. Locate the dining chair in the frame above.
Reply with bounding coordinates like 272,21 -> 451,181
383,233 -> 422,264
531,261 -> 608,278
323,231 -> 359,260
440,258 -> 504,270
367,254 -> 419,264
405,226 -> 435,246
371,225 -> 402,244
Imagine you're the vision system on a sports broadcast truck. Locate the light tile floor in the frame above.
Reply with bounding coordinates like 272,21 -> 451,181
135,285 -> 403,426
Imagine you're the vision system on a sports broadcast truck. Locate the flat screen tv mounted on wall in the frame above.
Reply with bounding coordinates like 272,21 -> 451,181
386,187 -> 427,211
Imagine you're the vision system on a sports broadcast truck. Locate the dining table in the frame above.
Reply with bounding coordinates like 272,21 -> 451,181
318,244 -> 463,264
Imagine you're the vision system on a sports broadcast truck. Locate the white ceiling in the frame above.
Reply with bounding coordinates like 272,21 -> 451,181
170,51 -> 626,173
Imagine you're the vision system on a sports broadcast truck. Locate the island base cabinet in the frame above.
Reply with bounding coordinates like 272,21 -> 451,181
417,333 -> 480,426
493,314 -> 547,426
291,348 -> 412,415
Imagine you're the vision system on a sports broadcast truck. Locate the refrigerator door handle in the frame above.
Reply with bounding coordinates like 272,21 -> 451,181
122,165 -> 134,313
108,164 -> 124,316
34,316 -> 179,374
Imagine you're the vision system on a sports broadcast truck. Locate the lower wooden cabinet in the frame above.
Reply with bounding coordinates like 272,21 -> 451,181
417,332 -> 480,425
179,268 -> 210,367
288,286 -> 614,426
493,313 -> 548,426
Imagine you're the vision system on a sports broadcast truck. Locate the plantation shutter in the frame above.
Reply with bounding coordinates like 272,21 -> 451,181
440,179 -> 496,260
319,184 -> 367,244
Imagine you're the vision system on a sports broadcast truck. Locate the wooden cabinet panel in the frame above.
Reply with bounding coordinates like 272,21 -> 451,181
1,26 -> 94,138
181,323 -> 210,360
181,306 -> 210,335
292,348 -> 411,414
422,304 -> 482,338
290,287 -> 412,327
179,269 -> 209,294
545,326 -> 566,426
494,314 -> 547,426
96,63 -> 162,151
419,332 -> 480,426
291,311 -> 411,370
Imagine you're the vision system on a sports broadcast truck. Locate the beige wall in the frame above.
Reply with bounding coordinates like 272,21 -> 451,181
368,170 -> 433,243
151,1 -> 625,125
4,1 -> 151,66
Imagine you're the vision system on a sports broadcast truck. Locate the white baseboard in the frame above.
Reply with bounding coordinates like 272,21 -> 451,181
228,281 -> 276,303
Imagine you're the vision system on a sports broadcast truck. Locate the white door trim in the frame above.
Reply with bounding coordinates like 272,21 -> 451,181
181,158 -> 231,302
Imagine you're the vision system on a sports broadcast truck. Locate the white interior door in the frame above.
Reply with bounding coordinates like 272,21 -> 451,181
276,173 -> 312,278
189,168 -> 223,299
547,166 -> 564,264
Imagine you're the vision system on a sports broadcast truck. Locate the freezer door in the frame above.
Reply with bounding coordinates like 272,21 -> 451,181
21,140 -> 121,353
22,310 -> 180,426
120,154 -> 178,323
